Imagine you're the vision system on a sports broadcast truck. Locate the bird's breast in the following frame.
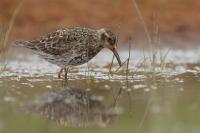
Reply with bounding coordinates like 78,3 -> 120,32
67,45 -> 103,66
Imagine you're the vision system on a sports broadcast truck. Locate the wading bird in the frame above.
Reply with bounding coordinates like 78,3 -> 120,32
16,27 -> 122,79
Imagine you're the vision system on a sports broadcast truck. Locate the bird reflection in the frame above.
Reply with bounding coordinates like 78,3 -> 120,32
25,87 -> 122,127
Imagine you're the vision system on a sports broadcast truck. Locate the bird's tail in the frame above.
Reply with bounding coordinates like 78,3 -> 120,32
15,40 -> 30,47
15,40 -> 38,51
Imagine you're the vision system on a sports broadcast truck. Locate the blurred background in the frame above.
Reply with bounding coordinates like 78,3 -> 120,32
1,0 -> 200,48
1,1 -> 200,133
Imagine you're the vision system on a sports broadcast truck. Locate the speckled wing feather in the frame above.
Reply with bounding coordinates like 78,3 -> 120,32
15,27 -> 95,56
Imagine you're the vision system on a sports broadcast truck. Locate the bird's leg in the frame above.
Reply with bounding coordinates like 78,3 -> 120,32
58,68 -> 64,79
64,67 -> 69,80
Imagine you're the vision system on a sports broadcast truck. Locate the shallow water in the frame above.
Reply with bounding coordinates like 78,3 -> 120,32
0,47 -> 200,133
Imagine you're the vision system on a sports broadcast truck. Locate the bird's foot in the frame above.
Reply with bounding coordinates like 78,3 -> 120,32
64,68 -> 69,80
57,67 -> 69,80
58,68 -> 64,79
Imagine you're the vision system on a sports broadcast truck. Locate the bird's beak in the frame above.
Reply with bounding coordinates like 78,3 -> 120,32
109,45 -> 122,67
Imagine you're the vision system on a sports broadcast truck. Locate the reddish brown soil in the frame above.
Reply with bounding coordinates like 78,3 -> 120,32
0,0 -> 200,48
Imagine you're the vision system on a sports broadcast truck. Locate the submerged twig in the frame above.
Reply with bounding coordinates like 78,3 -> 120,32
114,59 -> 128,73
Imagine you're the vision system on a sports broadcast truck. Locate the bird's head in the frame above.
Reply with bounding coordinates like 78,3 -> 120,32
98,28 -> 122,66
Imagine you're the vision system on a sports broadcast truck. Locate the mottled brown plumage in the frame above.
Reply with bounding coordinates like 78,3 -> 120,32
15,27 -> 121,79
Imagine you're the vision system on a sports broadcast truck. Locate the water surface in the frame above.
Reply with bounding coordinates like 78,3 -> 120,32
0,47 -> 200,133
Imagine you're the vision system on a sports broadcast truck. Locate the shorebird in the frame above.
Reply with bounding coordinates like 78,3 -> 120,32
15,27 -> 122,79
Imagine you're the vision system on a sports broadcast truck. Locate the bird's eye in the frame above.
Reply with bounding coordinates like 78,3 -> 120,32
108,38 -> 112,42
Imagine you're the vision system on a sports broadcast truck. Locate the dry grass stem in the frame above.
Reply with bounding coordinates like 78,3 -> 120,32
0,0 -> 24,57
132,0 -> 151,44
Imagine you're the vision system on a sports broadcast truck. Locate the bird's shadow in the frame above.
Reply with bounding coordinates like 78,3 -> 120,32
22,85 -> 123,127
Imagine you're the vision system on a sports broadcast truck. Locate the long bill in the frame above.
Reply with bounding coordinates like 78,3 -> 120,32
111,46 -> 122,67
